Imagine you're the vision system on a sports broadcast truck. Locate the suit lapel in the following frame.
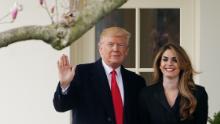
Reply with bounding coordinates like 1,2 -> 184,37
91,61 -> 132,123
153,83 -> 179,123
90,59 -> 115,117
153,83 -> 171,111
121,67 -> 130,124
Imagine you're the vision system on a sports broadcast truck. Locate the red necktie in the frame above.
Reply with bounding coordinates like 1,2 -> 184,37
111,70 -> 123,124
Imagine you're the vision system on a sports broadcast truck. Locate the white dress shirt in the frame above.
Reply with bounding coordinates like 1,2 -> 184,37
102,60 -> 125,104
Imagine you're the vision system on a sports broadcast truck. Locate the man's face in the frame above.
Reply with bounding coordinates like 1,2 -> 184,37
99,36 -> 129,68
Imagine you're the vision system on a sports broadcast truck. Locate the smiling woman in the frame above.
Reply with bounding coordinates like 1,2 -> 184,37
159,48 -> 180,80
139,42 -> 208,124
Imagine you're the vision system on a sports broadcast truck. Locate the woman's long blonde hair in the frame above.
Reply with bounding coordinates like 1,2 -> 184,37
152,42 -> 197,120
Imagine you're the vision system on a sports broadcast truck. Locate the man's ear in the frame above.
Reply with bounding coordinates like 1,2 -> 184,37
98,42 -> 103,56
125,47 -> 129,56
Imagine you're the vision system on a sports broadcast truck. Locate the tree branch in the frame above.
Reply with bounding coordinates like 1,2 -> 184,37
0,0 -> 127,50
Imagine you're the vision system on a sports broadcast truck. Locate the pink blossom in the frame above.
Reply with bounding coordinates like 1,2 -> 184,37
10,2 -> 23,21
50,5 -> 55,14
11,3 -> 19,20
11,8 -> 18,20
39,0 -> 44,5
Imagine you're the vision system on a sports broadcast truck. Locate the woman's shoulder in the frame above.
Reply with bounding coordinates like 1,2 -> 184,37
148,82 -> 161,89
194,84 -> 206,92
194,84 -> 208,99
140,82 -> 161,94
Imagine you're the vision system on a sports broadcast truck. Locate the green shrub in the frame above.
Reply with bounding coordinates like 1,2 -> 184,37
208,111 -> 220,124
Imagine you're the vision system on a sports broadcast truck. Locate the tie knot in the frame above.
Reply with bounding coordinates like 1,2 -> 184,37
111,70 -> 117,75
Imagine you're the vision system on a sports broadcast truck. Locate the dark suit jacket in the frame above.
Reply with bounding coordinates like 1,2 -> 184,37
139,82 -> 208,124
53,59 -> 146,124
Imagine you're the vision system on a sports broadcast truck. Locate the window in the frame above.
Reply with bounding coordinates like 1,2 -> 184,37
70,0 -> 197,85
95,8 -> 180,85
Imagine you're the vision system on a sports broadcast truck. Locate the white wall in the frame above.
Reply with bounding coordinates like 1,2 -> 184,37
200,0 -> 220,117
0,0 -> 70,124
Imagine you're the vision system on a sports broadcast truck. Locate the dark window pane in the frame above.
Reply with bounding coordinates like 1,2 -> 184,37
140,72 -> 153,86
140,9 -> 180,68
95,9 -> 135,68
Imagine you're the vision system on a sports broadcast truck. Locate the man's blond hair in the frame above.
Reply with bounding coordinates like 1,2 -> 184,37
99,27 -> 131,44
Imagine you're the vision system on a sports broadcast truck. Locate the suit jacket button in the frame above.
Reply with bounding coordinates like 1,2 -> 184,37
107,117 -> 112,122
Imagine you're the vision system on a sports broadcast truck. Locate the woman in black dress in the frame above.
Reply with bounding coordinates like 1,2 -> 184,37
139,42 -> 208,124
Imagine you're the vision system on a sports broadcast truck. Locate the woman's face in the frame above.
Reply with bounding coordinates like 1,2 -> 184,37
160,49 -> 180,79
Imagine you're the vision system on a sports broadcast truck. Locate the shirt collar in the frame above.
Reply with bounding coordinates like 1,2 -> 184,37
101,60 -> 121,75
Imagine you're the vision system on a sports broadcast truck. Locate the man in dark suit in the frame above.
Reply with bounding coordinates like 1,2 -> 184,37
53,27 -> 146,124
